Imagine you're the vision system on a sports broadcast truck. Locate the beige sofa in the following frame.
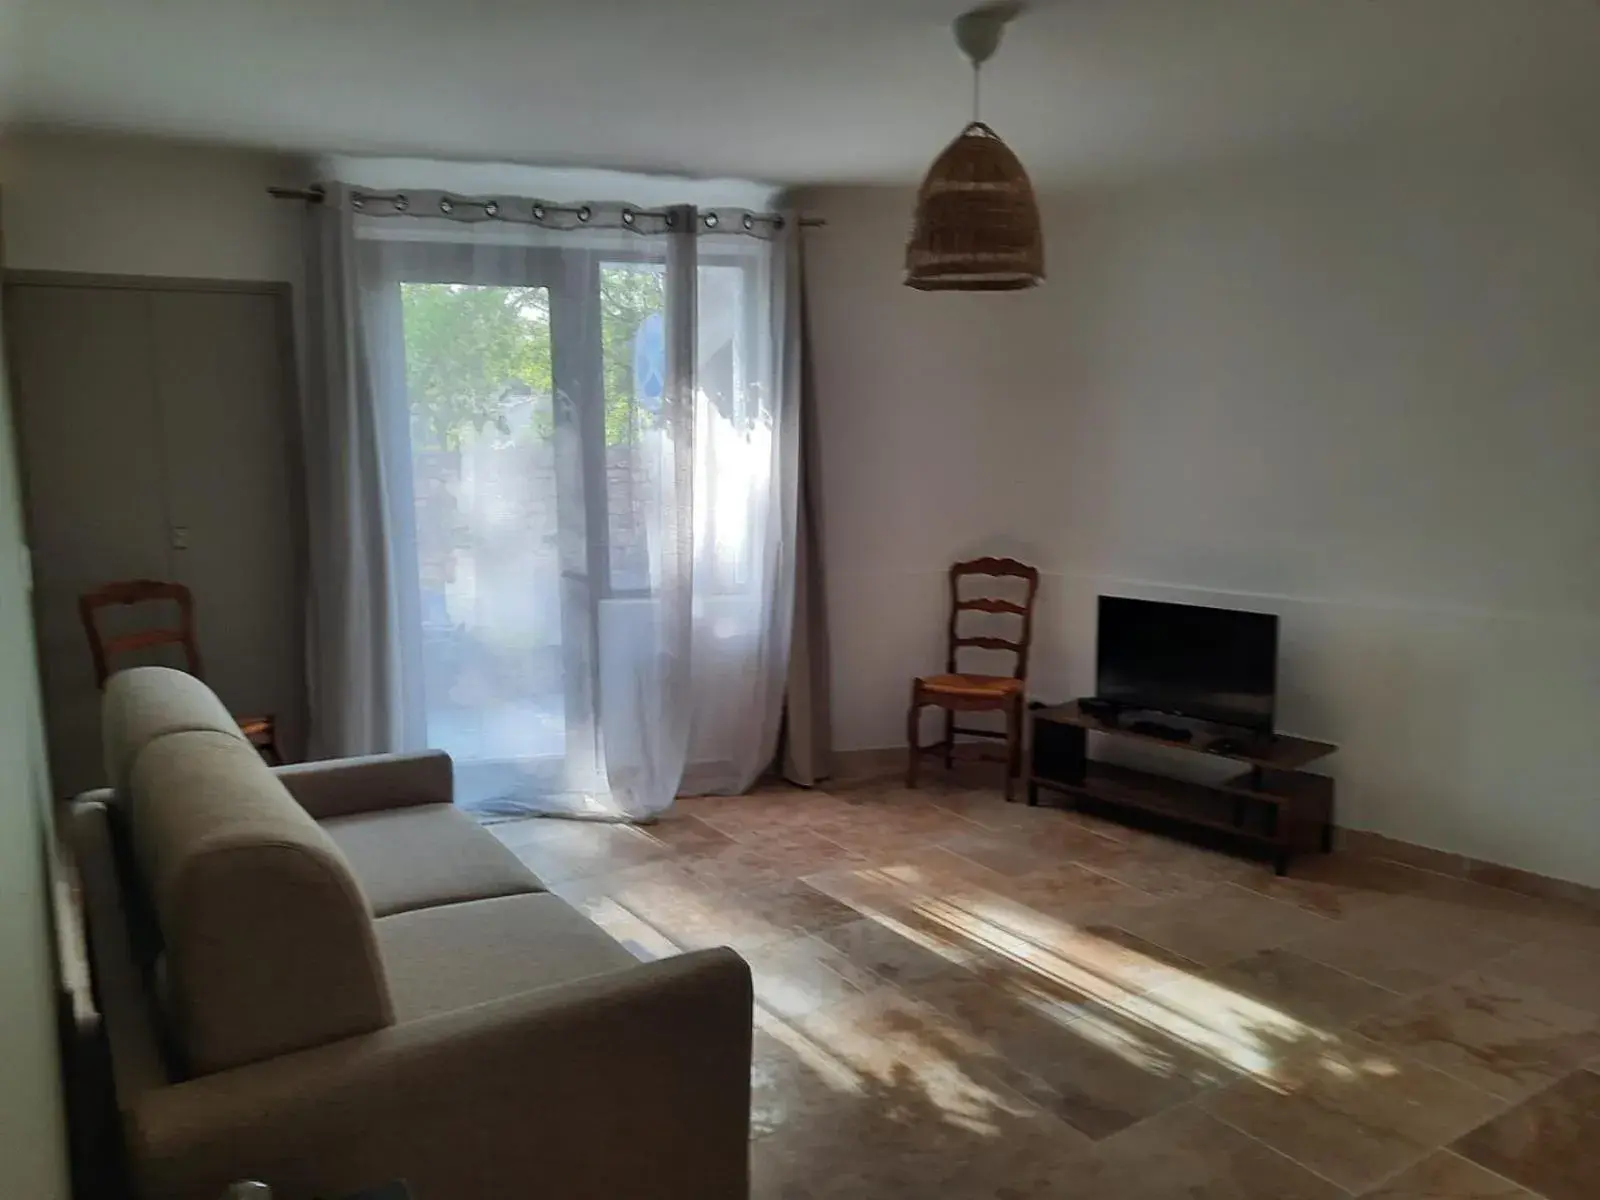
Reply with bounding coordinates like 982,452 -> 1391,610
70,667 -> 753,1200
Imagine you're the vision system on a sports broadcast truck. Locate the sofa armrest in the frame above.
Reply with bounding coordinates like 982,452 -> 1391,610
272,750 -> 453,820
128,948 -> 754,1200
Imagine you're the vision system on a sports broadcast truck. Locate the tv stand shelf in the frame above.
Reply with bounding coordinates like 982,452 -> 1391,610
1025,700 -> 1337,875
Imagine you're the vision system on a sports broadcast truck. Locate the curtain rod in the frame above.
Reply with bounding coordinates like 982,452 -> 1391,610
267,185 -> 825,227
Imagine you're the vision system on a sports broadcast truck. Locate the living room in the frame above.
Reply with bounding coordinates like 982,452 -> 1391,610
2,3 -> 1598,1200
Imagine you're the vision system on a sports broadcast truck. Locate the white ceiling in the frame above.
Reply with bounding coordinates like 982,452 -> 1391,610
3,0 -> 1598,186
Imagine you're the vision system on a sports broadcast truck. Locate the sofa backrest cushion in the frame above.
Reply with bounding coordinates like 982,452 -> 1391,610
129,729 -> 394,1074
104,666 -> 246,796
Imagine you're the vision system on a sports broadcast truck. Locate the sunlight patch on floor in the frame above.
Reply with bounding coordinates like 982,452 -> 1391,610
757,1002 -> 1027,1137
566,828 -> 1401,1119
825,862 -> 1391,1087
756,1005 -> 864,1095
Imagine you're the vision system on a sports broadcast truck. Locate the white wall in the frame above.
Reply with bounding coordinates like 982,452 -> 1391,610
1,130 -> 306,281
0,270 -> 71,1199
800,119 -> 1600,887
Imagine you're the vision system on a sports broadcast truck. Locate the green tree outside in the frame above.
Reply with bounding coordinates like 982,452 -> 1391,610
400,266 -> 665,452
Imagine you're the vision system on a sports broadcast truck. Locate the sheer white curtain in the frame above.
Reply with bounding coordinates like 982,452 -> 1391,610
303,184 -> 798,820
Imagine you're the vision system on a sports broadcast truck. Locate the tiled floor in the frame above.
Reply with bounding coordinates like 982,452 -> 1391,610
489,770 -> 1600,1199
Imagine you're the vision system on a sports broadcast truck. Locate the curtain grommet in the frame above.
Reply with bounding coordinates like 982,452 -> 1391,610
351,195 -> 365,211
439,197 -> 454,214
622,209 -> 635,226
743,214 -> 755,231
532,204 -> 545,220
393,194 -> 409,212
577,206 -> 592,223
704,212 -> 719,228
485,201 -> 500,218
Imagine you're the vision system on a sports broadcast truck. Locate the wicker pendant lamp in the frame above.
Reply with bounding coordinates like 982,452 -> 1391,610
905,2 -> 1043,291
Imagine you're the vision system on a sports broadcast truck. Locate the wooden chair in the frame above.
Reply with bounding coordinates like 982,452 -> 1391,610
79,580 -> 282,764
906,557 -> 1040,800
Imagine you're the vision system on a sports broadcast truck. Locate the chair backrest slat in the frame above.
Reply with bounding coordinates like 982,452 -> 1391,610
953,635 -> 1018,653
944,557 -> 1040,680
955,597 -> 1028,617
79,580 -> 203,689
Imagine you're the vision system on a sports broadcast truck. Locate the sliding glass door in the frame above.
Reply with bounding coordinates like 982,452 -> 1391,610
399,278 -> 575,810
385,242 -> 677,813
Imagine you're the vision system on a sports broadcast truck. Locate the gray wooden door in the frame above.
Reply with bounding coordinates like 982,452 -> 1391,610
4,277 -> 304,796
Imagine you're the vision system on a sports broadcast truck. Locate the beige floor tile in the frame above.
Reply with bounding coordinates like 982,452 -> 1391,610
1481,932 -> 1600,1016
787,988 -> 1044,1131
1287,854 -> 1444,898
868,843 -> 1017,890
1081,1105 -> 1347,1199
1394,874 -> 1600,945
561,860 -> 796,953
1166,947 -> 1399,1035
1203,1032 -> 1506,1193
1112,883 -> 1334,968
992,921 -> 1204,1001
748,1025 -> 863,1142
1286,897 -> 1518,993
801,860 -> 1050,967
1007,1004 -> 1238,1140
1364,1150 -> 1540,1199
681,791 -> 831,839
814,914 -> 979,985
736,878 -> 867,934
754,1101 -> 1087,1200
679,830 -> 857,891
934,827 -> 1081,876
924,786 -> 1045,826
495,818 -> 670,882
1358,971 -> 1600,1100
908,966 -> 1236,1140
1452,1067 -> 1600,1200
985,860 -> 1158,923
1070,831 -> 1260,897
632,812 -> 737,855
1234,865 -> 1407,920
744,934 -> 883,1019
944,1111 -> 1099,1200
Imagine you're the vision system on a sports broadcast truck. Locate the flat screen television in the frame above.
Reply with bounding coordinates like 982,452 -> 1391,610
1095,596 -> 1279,733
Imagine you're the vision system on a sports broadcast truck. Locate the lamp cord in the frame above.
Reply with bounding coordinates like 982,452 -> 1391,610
972,63 -> 982,123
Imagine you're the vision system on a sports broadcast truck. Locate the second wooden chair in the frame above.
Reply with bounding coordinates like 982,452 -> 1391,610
79,579 -> 282,763
906,557 -> 1040,800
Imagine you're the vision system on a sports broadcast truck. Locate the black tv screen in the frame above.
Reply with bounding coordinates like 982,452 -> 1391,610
1095,597 -> 1278,733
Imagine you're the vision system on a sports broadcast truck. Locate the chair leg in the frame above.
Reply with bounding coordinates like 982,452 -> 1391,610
942,709 -> 955,770
1014,698 -> 1027,780
1003,700 -> 1021,802
906,698 -> 922,788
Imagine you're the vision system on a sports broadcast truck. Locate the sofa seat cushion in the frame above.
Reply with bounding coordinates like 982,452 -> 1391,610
320,803 -> 545,917
375,893 -> 641,1021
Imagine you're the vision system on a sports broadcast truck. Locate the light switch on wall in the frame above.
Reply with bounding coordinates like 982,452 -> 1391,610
170,525 -> 190,551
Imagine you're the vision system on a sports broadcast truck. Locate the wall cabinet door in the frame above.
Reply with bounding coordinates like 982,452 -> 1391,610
4,278 -> 304,795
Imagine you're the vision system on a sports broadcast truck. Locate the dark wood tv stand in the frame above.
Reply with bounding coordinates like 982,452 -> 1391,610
1025,700 -> 1337,875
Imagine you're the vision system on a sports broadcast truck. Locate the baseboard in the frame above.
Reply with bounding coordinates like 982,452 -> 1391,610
829,746 -> 908,782
1335,828 -> 1600,912
828,744 -> 1600,911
